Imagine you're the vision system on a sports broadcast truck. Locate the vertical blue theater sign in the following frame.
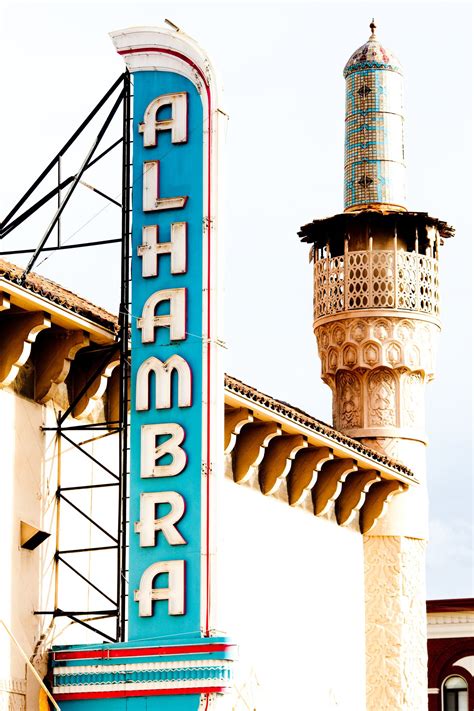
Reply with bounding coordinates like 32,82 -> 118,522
51,27 -> 233,710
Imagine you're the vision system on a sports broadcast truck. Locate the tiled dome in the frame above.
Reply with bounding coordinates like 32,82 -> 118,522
343,22 -> 402,78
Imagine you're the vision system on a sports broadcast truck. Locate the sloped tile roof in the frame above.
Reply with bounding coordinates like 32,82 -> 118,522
0,258 -> 118,331
225,373 -> 414,478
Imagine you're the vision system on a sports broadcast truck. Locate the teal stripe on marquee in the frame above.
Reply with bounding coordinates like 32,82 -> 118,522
54,665 -> 231,687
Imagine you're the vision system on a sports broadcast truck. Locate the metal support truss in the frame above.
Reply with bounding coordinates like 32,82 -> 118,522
1,73 -> 131,643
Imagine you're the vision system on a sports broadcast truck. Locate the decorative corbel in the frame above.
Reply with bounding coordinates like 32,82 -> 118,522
259,435 -> 307,497
359,479 -> 406,534
71,348 -> 120,419
312,458 -> 358,516
335,469 -> 381,526
224,407 -> 254,454
0,311 -> 51,386
287,446 -> 333,507
0,292 -> 11,311
35,329 -> 90,403
232,421 -> 281,484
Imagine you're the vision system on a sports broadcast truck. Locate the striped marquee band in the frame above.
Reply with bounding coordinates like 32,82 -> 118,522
51,641 -> 236,700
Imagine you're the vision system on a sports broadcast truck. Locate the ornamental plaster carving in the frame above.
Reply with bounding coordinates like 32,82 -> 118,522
337,370 -> 362,429
402,373 -> 424,428
364,535 -> 428,711
315,316 -> 438,378
351,320 -> 367,342
0,691 -> 25,711
368,369 -> 396,427
316,316 -> 437,437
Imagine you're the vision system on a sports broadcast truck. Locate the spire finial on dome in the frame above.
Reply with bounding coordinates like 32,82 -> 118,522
370,18 -> 376,37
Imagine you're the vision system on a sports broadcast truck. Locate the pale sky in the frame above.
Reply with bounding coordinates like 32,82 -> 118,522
0,0 -> 472,598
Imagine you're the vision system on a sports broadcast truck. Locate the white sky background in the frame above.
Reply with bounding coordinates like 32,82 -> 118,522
0,0 -> 472,598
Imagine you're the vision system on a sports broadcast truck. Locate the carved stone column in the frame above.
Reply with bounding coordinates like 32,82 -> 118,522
300,208 -> 453,710
316,313 -> 434,710
364,536 -> 428,711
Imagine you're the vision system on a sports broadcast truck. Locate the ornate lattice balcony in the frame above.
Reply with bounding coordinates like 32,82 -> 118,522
314,250 -> 439,320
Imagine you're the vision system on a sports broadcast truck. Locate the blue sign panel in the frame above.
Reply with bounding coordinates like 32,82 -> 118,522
51,28 -> 233,710
129,68 -> 204,642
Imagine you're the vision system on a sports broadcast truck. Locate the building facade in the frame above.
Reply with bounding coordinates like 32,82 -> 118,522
427,599 -> 474,711
0,20 -> 457,711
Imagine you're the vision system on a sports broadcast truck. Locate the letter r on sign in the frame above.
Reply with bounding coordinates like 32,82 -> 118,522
135,491 -> 187,547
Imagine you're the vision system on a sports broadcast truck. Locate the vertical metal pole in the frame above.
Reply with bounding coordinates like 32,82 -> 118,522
117,71 -> 131,642
54,423 -> 62,612
57,156 -> 61,247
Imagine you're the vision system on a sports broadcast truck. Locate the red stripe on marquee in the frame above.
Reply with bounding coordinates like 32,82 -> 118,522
54,686 -> 227,701
53,643 -> 233,662
117,45 -> 214,637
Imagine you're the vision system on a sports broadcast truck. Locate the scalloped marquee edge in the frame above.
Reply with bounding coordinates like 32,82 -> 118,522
109,26 -> 220,100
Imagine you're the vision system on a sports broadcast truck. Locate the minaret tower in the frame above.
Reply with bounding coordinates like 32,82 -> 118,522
299,21 -> 454,710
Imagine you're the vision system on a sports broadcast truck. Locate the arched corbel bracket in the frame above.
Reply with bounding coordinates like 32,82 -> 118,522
0,311 -> 51,386
359,479 -> 406,534
259,434 -> 308,497
35,329 -> 90,404
71,348 -> 120,419
0,292 -> 11,311
336,469 -> 381,526
287,446 -> 333,507
232,421 -> 281,484
224,407 -> 254,454
312,458 -> 358,516
107,366 -> 131,426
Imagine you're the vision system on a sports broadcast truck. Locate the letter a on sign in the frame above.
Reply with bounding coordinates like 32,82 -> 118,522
137,288 -> 186,343
138,93 -> 188,147
134,560 -> 185,617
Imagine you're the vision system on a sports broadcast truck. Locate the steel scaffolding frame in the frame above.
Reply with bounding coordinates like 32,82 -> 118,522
0,73 -> 131,643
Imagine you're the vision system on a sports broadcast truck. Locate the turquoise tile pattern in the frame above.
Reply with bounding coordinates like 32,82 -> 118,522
343,27 -> 406,211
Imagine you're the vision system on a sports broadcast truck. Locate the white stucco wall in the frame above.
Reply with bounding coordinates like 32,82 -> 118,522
214,477 -> 367,711
1,386 -> 367,711
0,388 -> 120,710
0,389 -> 46,710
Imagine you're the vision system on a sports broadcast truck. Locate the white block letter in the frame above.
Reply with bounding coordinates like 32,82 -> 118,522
135,491 -> 187,547
137,288 -> 186,344
138,223 -> 187,278
143,161 -> 187,212
138,93 -> 187,147
136,355 -> 192,411
141,423 -> 186,478
134,560 -> 185,617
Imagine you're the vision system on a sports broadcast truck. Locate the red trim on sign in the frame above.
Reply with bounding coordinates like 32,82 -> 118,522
117,48 -> 209,89
53,643 -> 234,662
55,686 -> 227,701
118,44 -> 214,636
